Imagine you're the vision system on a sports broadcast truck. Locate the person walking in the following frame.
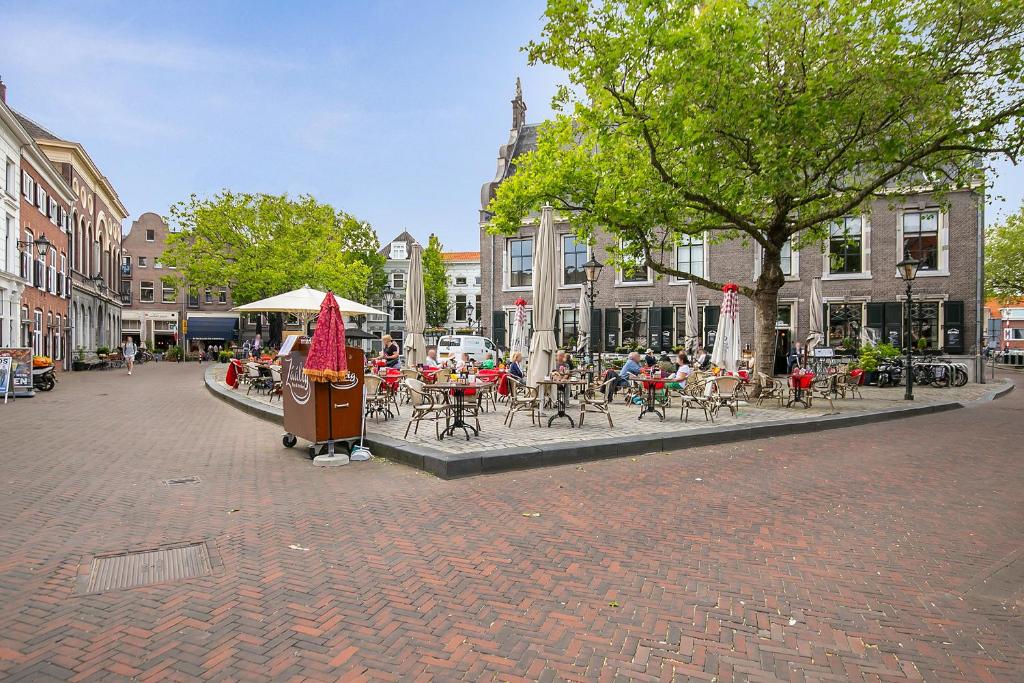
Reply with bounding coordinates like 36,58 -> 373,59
123,336 -> 138,376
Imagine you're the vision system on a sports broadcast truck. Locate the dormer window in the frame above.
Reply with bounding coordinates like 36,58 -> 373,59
389,242 -> 408,260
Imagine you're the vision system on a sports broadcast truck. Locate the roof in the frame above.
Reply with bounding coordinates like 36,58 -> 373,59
442,251 -> 480,263
11,111 -> 62,141
377,230 -> 418,257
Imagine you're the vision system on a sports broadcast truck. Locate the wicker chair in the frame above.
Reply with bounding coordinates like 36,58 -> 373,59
809,375 -> 837,413
578,377 -> 616,428
404,378 -> 451,439
363,374 -> 392,421
711,375 -> 742,417
504,376 -> 541,427
680,378 -> 717,423
754,372 -> 785,407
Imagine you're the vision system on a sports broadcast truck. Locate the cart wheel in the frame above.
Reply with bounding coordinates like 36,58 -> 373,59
282,434 -> 297,448
308,445 -> 317,460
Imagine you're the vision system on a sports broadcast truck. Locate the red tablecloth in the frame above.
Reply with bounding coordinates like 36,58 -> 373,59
476,369 -> 509,395
789,373 -> 815,389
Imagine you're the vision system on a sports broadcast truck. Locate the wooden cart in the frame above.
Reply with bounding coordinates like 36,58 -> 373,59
280,341 -> 365,459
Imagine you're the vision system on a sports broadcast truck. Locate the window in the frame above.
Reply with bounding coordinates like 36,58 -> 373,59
204,288 -> 212,303
22,171 -> 33,201
388,242 -> 408,260
562,235 -> 588,286
776,304 -> 792,329
455,295 -> 467,322
59,253 -> 66,297
20,231 -> 32,281
140,281 -> 154,303
4,158 -> 15,197
137,256 -> 147,268
908,302 -> 940,349
508,238 -> 532,288
454,276 -> 467,286
826,303 -> 863,346
162,281 -> 176,303
779,241 -> 793,276
559,308 -> 579,347
475,276 -> 481,285
219,288 -> 227,304
48,247 -> 57,294
33,309 -> 42,355
145,229 -> 155,241
2,215 -> 11,274
1008,328 -> 1024,341
48,198 -> 58,224
37,187 -> 45,210
618,240 -> 650,284
391,272 -> 405,289
675,234 -> 705,279
621,307 -> 649,347
829,217 -> 863,274
392,299 -> 405,322
902,211 -> 939,271
187,292 -> 199,308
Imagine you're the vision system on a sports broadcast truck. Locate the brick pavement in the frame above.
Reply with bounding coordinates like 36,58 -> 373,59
0,362 -> 1021,681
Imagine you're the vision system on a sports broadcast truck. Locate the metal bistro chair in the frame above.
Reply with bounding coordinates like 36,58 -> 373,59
269,365 -> 283,401
712,375 -> 742,417
404,378 -> 452,440
399,368 -> 422,405
754,372 -> 785,408
504,376 -> 541,427
244,363 -> 267,395
680,377 -> 717,423
578,377 -> 616,428
809,375 -> 837,413
363,374 -> 392,421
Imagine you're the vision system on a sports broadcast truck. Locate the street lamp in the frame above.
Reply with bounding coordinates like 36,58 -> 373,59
583,256 -> 604,369
381,284 -> 394,334
465,301 -> 475,332
18,234 -> 52,259
897,255 -> 921,401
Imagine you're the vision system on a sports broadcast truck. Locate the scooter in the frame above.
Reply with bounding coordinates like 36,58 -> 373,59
32,365 -> 56,391
876,358 -> 903,388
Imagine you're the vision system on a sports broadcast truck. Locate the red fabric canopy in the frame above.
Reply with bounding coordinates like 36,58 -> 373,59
303,291 -> 349,383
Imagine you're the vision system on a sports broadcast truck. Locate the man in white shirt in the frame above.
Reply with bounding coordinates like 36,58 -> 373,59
422,348 -> 441,369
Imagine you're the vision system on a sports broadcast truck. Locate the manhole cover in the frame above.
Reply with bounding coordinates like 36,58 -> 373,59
79,542 -> 213,594
164,476 -> 200,485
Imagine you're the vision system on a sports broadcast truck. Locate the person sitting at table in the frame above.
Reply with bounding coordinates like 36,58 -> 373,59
479,352 -> 496,369
422,348 -> 441,369
666,352 -> 692,390
379,334 -> 401,368
553,349 -> 574,375
693,346 -> 712,370
602,351 -> 642,401
643,349 -> 658,367
508,351 -> 525,380
455,352 -> 472,373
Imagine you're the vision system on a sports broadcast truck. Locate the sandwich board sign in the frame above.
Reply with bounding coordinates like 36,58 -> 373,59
0,355 -> 11,403
0,348 -> 34,399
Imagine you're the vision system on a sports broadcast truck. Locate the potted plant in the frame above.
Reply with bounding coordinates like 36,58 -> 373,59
857,343 -> 880,384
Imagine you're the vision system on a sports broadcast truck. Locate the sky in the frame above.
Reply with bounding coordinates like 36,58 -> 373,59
0,0 -> 1021,251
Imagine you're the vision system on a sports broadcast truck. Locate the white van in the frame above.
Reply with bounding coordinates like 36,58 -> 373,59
436,335 -> 499,363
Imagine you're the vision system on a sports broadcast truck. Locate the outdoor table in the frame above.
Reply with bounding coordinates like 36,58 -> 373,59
428,382 -> 485,440
536,378 -> 589,427
630,376 -> 667,422
786,373 -> 815,408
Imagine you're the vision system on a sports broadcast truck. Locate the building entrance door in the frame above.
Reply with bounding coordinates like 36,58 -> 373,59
773,329 -> 791,375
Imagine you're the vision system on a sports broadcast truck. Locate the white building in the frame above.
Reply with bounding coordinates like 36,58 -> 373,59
442,251 -> 481,332
365,230 -> 416,350
0,81 -> 24,347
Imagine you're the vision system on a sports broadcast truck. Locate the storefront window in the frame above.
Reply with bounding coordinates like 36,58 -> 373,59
827,303 -> 862,346
621,307 -> 648,347
909,302 -> 940,349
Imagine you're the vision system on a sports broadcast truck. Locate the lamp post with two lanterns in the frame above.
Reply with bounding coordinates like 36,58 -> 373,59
582,256 -> 604,370
897,256 -> 921,401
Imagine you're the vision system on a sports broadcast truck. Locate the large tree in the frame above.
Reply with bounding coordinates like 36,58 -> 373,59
488,0 -> 1024,378
986,202 -> 1024,303
162,191 -> 384,305
422,233 -> 450,328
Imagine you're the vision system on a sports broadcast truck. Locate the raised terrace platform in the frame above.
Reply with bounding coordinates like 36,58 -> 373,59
206,365 -> 1011,479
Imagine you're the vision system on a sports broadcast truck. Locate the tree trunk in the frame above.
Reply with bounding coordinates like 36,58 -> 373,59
752,284 -> 782,381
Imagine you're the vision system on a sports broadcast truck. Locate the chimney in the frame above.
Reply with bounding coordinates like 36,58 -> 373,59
0,76 -> 6,104
512,76 -> 526,130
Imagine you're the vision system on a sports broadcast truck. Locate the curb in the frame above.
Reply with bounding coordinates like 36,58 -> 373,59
204,366 -> 1010,479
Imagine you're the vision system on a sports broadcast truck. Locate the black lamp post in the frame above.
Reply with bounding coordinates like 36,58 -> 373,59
897,256 -> 921,401
465,301 -> 476,333
583,256 -> 604,369
382,284 -> 394,334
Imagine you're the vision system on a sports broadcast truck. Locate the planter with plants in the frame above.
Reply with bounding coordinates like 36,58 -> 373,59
857,343 -> 880,384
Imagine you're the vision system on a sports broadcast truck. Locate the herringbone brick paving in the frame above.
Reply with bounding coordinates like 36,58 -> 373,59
0,363 -> 1020,681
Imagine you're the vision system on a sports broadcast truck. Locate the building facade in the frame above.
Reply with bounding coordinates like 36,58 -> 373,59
442,251 -> 481,332
365,231 -> 416,349
479,85 -> 984,378
0,80 -> 26,349
11,110 -> 129,359
121,212 -> 237,351
17,133 -> 75,366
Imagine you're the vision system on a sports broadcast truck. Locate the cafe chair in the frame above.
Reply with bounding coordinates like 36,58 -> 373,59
754,372 -> 785,407
504,376 -> 541,427
363,374 -> 392,421
404,378 -> 452,440
680,378 -> 716,423
579,377 -> 615,428
809,375 -> 837,413
269,365 -> 283,401
712,375 -> 742,417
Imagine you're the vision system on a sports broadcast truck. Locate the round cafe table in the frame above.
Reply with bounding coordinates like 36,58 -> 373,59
427,382 -> 485,440
535,378 -> 589,427
630,376 -> 667,422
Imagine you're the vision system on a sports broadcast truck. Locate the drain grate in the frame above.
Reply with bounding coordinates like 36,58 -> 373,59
164,475 -> 200,485
82,542 -> 212,593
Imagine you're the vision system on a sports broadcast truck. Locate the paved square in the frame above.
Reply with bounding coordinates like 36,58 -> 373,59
0,363 -> 1020,681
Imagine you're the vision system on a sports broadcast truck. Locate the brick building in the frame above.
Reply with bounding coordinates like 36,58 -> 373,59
12,110 -> 128,360
479,84 -> 984,378
121,212 -> 237,351
17,138 -> 74,364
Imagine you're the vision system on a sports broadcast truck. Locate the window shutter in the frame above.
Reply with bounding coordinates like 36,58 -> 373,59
492,310 -> 506,348
703,306 -> 721,349
604,308 -> 619,351
648,307 -> 662,351
590,308 -> 602,349
660,307 -> 673,350
943,301 -> 964,354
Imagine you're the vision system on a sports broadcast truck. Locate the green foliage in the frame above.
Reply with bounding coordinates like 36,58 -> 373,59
217,350 -> 234,363
96,345 -> 110,355
858,343 -> 879,373
422,234 -> 450,327
875,342 -> 901,359
162,192 -> 384,306
986,203 -> 1024,303
165,346 -> 184,362
487,0 -> 1024,376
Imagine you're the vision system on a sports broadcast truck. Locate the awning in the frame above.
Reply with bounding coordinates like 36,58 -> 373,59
186,316 -> 239,341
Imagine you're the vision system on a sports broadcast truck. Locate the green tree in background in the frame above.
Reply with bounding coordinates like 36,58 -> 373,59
987,203 -> 1024,303
489,0 -> 1024,379
422,233 -> 450,328
161,192 -> 383,305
